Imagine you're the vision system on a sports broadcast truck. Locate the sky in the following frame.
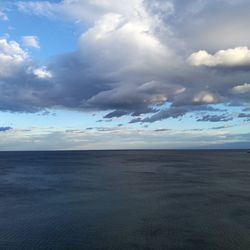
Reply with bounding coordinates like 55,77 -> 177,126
0,0 -> 250,150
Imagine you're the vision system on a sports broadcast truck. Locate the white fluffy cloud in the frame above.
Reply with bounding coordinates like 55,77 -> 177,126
189,47 -> 250,67
193,91 -> 216,104
33,67 -> 52,79
232,83 -> 250,94
0,39 -> 28,77
22,36 -> 40,48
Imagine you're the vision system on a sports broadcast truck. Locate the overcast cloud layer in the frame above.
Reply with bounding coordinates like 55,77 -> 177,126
1,0 -> 250,122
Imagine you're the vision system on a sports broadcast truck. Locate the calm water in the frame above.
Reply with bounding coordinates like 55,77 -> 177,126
0,150 -> 250,250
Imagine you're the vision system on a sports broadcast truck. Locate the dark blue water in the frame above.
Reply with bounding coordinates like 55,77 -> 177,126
0,150 -> 250,249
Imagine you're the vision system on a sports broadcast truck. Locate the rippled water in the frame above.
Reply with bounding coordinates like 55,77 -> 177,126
0,150 -> 250,249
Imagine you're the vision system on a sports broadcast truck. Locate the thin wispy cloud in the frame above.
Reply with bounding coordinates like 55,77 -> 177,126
0,10 -> 8,21
22,36 -> 40,49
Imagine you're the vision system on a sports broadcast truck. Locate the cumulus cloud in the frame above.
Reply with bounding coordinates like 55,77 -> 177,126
170,0 -> 250,51
232,83 -> 250,94
22,36 -> 40,48
0,39 -> 28,77
1,1 -> 175,115
189,47 -> 250,67
0,0 -> 249,123
0,38 -> 56,112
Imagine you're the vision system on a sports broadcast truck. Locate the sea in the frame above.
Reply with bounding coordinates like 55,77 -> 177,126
0,150 -> 250,250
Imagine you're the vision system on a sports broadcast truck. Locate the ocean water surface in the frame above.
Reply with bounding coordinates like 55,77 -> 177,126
0,150 -> 250,249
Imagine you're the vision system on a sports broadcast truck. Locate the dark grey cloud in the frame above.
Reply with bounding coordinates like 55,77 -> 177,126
129,118 -> 142,124
211,126 -> 229,130
154,129 -> 170,132
142,105 -> 222,123
238,113 -> 250,118
143,106 -> 187,123
86,127 -> 93,130
104,110 -> 130,119
154,0 -> 250,52
243,107 -> 250,112
0,126 -> 12,132
197,114 -> 233,122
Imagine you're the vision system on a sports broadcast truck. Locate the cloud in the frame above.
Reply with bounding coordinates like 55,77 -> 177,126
197,114 -> 233,122
22,36 -> 40,48
154,128 -> 170,132
104,110 -> 130,119
211,124 -> 235,130
1,125 -> 249,150
129,118 -> 142,123
32,67 -> 52,79
0,126 -> 12,132
0,10 -> 8,21
0,38 -> 58,112
141,105 -> 222,123
232,83 -> 250,94
38,110 -> 56,116
169,0 -> 250,51
17,1 -> 55,18
238,113 -> 250,118
189,47 -> 250,67
0,39 -> 28,77
0,2 -> 191,122
142,106 -> 188,123
16,0 -> 154,23
192,91 -> 217,104
0,0 -> 248,123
